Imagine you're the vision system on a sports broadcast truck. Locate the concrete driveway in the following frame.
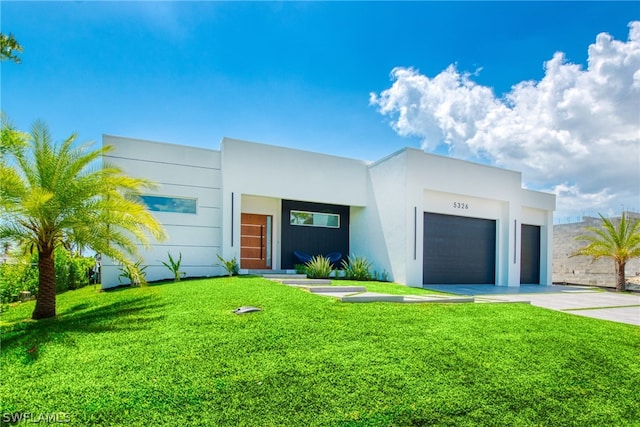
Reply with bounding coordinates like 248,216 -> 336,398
424,284 -> 640,326
478,290 -> 640,326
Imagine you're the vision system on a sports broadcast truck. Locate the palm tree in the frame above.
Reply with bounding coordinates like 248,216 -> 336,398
0,121 -> 166,319
572,213 -> 640,291
0,32 -> 23,64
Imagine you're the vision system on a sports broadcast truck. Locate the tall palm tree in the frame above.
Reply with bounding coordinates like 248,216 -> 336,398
573,213 -> 640,291
0,121 -> 166,319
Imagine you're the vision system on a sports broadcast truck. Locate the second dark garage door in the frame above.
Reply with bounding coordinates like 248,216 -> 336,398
423,212 -> 496,284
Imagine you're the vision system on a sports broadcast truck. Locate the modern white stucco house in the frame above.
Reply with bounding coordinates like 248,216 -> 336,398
101,135 -> 555,289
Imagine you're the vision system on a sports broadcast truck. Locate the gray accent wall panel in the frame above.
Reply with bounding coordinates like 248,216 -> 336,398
281,200 -> 349,269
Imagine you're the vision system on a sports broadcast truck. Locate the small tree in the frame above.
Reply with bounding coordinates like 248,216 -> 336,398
0,121 -> 167,319
572,213 -> 640,291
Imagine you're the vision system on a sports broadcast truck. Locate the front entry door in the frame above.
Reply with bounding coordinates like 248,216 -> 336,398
240,213 -> 272,270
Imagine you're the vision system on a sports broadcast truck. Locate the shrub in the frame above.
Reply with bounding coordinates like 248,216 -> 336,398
68,256 -> 95,289
1,250 -> 92,304
55,249 -> 95,292
0,247 -> 95,304
341,255 -> 373,281
294,264 -> 308,275
216,254 -> 239,277
305,255 -> 332,279
0,259 -> 38,304
161,252 -> 183,282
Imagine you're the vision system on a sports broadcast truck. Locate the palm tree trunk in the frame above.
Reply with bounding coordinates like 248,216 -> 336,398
616,261 -> 626,292
32,246 -> 56,319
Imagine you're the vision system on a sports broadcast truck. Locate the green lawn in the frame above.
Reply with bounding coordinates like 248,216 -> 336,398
2,277 -> 639,426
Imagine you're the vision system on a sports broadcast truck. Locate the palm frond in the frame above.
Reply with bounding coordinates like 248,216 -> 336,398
2,120 -> 167,269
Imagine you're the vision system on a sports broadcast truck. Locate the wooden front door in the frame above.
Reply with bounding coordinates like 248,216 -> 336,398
241,213 -> 272,270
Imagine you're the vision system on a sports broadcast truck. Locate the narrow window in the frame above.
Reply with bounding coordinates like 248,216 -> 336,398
139,195 -> 197,214
290,210 -> 340,228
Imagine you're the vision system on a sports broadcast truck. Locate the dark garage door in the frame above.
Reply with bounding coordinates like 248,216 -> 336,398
520,224 -> 541,284
423,213 -> 496,284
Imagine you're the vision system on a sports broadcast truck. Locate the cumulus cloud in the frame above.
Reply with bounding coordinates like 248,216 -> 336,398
371,22 -> 640,220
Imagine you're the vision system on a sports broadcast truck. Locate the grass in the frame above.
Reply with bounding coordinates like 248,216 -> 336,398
1,277 -> 639,426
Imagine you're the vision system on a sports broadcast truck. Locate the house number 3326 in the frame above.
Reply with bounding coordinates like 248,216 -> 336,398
453,202 -> 469,209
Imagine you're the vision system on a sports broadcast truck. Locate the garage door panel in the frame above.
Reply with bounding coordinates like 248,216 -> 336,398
520,224 -> 541,284
423,213 -> 496,284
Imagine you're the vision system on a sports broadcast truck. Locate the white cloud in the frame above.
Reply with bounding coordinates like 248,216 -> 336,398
371,21 -> 640,221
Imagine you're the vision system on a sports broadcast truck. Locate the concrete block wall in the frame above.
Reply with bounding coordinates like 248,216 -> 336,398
553,213 -> 640,287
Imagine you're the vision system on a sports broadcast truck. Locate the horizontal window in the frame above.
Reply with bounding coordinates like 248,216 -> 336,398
290,210 -> 339,228
139,195 -> 197,214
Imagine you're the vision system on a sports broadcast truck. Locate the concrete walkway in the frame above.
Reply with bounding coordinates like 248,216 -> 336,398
265,275 -> 640,326
264,274 -> 473,304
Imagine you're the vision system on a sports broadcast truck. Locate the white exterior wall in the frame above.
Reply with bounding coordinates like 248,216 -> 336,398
370,149 -> 555,287
101,135 -> 223,287
407,149 -> 521,287
352,151 -> 409,283
220,138 -> 368,263
100,135 -> 555,289
220,138 -> 368,206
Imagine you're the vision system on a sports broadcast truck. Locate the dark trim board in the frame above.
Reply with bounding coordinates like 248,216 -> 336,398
423,212 -> 496,285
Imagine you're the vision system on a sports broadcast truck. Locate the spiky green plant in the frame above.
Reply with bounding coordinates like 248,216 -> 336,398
216,254 -> 239,277
305,255 -> 332,279
161,252 -> 183,282
572,213 -> 640,291
341,254 -> 373,281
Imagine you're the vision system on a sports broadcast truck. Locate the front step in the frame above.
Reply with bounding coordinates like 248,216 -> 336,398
261,274 -> 307,280
242,269 -> 297,275
307,286 -> 367,293
277,278 -> 332,285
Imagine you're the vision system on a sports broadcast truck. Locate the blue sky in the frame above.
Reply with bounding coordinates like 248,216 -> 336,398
2,1 -> 639,221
